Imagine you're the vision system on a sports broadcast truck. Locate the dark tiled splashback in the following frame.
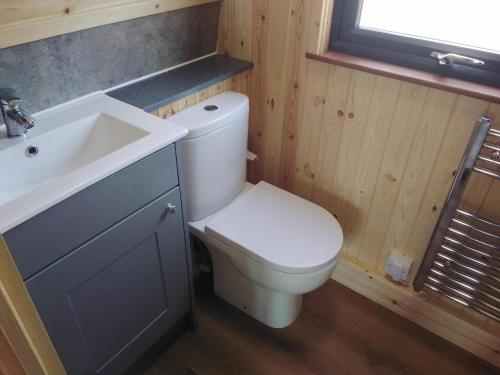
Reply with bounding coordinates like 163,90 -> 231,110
0,3 -> 220,114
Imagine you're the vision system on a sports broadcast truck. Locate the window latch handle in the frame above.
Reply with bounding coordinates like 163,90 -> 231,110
431,52 -> 485,66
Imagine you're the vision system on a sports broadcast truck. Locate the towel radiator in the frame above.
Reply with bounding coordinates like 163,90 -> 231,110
414,116 -> 500,322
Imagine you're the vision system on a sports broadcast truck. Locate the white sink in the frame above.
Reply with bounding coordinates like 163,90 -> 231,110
0,113 -> 148,205
0,93 -> 188,232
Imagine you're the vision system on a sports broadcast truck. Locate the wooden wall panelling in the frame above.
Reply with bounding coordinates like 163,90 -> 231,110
217,0 -> 252,60
292,60 -> 330,200
154,72 -> 251,119
229,71 -> 251,96
338,76 -> 402,261
308,65 -> 351,210
354,82 -> 428,264
246,0 -> 267,183
321,69 -> 376,235
0,0 -> 219,48
279,0 -> 330,192
278,0 -> 308,190
373,90 -> 456,269
218,0 -> 255,180
280,0 -> 336,191
247,0 -> 293,185
218,1 -> 336,186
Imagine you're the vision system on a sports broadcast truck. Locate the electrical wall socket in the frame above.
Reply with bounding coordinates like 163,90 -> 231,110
385,253 -> 413,282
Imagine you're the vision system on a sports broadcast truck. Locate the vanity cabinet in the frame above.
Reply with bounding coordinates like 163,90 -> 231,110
4,145 -> 192,375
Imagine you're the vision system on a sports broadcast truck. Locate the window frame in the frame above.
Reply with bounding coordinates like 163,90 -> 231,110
329,0 -> 500,88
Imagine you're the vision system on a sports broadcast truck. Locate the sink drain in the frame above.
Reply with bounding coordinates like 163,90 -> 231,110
26,145 -> 39,157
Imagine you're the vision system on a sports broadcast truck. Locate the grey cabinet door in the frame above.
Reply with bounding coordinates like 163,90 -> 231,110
6,145 -> 179,280
26,187 -> 191,375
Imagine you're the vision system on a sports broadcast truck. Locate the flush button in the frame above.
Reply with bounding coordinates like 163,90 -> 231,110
204,105 -> 219,112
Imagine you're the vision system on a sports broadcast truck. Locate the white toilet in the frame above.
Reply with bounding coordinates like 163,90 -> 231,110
169,92 -> 343,328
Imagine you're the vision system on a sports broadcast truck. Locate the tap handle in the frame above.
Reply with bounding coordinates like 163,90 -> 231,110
0,87 -> 21,106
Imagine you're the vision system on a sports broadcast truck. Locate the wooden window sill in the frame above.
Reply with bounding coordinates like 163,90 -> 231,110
306,51 -> 500,104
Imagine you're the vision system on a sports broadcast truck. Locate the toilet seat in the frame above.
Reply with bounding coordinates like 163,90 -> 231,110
205,181 -> 343,275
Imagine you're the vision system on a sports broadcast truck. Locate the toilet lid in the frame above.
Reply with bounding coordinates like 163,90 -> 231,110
205,181 -> 343,274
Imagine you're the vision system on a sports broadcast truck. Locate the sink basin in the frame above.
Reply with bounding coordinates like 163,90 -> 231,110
0,92 -> 188,232
0,113 -> 149,206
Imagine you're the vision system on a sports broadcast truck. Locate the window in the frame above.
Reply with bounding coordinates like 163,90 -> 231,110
330,0 -> 500,87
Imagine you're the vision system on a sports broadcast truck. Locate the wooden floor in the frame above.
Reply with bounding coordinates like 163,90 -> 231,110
134,277 -> 498,375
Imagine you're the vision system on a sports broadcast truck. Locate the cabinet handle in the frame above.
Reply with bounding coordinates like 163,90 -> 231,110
165,203 -> 177,214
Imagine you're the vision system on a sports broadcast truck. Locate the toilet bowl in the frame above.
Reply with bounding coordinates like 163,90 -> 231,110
168,92 -> 343,328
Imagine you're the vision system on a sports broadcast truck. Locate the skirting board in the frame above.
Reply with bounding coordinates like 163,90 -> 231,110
331,256 -> 500,368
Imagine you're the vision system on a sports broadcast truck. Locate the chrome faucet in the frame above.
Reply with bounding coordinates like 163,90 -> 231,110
0,88 -> 35,138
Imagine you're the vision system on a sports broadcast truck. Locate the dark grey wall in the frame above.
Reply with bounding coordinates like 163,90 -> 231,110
0,3 -> 219,114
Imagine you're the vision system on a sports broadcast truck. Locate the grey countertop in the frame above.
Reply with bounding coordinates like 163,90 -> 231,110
106,54 -> 253,113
